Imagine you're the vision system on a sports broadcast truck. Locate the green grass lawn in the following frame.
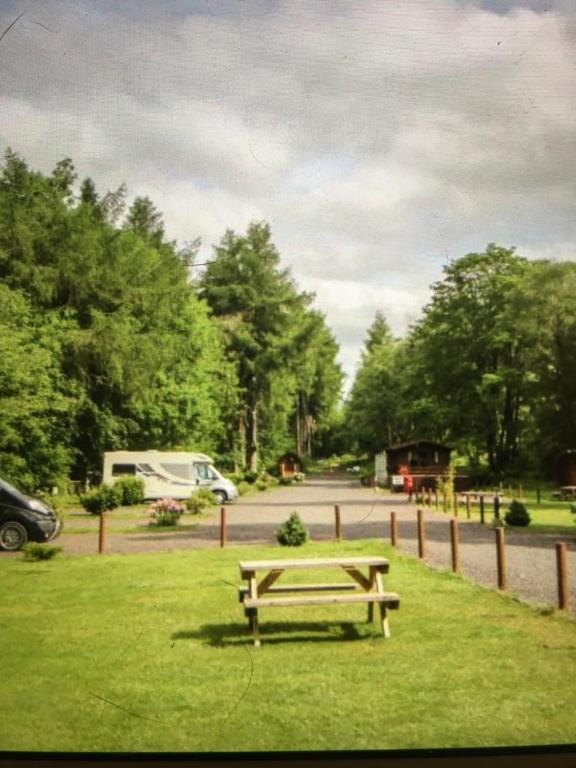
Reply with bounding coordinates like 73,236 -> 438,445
420,492 -> 576,534
1,539 -> 575,753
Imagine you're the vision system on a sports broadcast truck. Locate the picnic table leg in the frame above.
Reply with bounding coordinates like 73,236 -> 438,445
378,603 -> 391,638
375,570 -> 390,638
246,570 -> 262,648
251,610 -> 261,648
367,566 -> 375,622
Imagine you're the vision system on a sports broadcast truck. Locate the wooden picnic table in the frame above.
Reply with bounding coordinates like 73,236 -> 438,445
560,486 -> 576,500
238,556 -> 400,648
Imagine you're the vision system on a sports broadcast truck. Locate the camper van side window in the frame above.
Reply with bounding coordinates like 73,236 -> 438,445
160,463 -> 192,480
112,464 -> 136,476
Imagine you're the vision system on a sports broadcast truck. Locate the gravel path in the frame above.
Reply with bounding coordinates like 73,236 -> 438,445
45,474 -> 576,612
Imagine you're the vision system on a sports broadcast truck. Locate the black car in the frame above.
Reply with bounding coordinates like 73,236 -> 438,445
0,477 -> 62,551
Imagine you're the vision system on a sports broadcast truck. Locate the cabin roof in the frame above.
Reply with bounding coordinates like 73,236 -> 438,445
385,440 -> 452,452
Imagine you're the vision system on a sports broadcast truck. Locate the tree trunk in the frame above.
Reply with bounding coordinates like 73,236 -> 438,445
246,402 -> 259,472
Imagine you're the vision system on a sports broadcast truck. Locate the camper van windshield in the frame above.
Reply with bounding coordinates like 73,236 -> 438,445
196,464 -> 217,480
160,463 -> 192,480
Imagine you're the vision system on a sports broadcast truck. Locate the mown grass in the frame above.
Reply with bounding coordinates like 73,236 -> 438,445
418,492 -> 575,534
1,539 -> 575,753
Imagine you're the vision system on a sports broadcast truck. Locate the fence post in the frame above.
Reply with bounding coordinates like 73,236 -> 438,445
417,508 -> 426,559
390,511 -> 397,547
450,519 -> 460,574
479,495 -> 485,525
453,493 -> 458,518
556,542 -> 569,611
98,511 -> 107,554
495,527 -> 506,590
220,506 -> 227,548
493,495 -> 501,521
434,489 -> 439,509
465,494 -> 471,519
442,490 -> 447,513
335,504 -> 342,542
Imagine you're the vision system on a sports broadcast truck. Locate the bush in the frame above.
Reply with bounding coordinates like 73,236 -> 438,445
80,484 -> 121,515
255,479 -> 269,491
278,477 -> 294,486
148,498 -> 185,526
237,481 -> 252,496
276,512 -> 309,546
22,543 -> 62,561
504,500 -> 531,527
113,476 -> 145,506
186,488 -> 217,514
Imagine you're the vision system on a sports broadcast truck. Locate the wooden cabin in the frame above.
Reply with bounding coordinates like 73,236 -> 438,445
383,440 -> 469,492
278,452 -> 302,479
555,450 -> 576,486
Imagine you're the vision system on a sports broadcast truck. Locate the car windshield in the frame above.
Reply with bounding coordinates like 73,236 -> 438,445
0,477 -> 29,505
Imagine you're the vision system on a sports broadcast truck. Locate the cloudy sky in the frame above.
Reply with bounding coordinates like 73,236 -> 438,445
1,0 -> 575,387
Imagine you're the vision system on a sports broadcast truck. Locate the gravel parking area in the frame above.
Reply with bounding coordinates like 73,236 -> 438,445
24,474 -> 576,612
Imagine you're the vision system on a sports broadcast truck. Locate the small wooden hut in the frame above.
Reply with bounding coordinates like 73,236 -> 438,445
278,452 -> 302,479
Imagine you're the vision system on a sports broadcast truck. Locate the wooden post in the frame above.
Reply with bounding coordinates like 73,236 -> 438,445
390,511 -> 397,547
493,495 -> 501,521
434,489 -> 439,509
556,542 -> 569,611
450,519 -> 460,574
453,493 -> 458,518
220,506 -> 227,548
417,508 -> 426,559
427,488 -> 432,507
479,495 -> 485,525
465,494 -> 471,519
495,528 -> 506,590
98,512 -> 106,554
335,504 -> 342,541
442,490 -> 447,513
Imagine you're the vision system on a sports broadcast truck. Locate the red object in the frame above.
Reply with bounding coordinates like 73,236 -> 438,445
404,474 -> 413,493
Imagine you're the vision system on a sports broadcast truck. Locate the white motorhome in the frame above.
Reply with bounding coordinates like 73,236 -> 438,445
102,451 -> 238,503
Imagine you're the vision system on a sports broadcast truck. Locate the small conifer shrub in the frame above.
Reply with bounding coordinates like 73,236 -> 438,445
504,500 -> 531,527
276,512 -> 309,546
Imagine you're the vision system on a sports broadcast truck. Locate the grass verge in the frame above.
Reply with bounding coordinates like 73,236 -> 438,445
0,539 -> 574,753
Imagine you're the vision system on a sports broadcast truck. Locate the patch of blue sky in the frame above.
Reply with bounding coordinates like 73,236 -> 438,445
285,153 -> 356,193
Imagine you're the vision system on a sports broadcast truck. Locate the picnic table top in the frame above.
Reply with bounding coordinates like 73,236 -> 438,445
239,556 -> 389,573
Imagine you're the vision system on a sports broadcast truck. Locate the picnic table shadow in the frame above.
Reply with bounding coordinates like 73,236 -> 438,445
172,620 -> 368,647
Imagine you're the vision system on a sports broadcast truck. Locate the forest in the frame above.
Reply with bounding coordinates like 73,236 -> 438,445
0,150 -> 574,491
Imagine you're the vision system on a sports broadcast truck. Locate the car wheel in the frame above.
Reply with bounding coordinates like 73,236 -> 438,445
0,521 -> 29,551
213,490 -> 227,505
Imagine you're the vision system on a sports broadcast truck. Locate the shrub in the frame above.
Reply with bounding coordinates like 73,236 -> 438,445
570,502 -> 576,515
22,543 -> 62,561
113,476 -> 145,506
186,488 -> 217,515
237,481 -> 252,496
276,512 -> 309,546
278,477 -> 294,486
504,500 -> 531,527
80,484 -> 121,515
148,498 -> 185,526
243,471 -> 259,484
255,479 -> 269,491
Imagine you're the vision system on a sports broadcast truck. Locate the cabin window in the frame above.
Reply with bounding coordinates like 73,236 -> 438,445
160,463 -> 192,480
111,464 -> 136,476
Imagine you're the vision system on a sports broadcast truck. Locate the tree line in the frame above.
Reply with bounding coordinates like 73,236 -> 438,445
344,245 -> 576,481
0,150 -> 342,491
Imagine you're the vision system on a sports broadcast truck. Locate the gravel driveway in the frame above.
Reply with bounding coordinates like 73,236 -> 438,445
48,473 -> 576,612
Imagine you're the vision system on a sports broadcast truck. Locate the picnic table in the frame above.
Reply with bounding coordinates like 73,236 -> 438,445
560,486 -> 576,501
238,556 -> 400,648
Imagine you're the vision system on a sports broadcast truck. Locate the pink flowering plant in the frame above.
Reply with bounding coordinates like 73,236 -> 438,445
148,497 -> 186,526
